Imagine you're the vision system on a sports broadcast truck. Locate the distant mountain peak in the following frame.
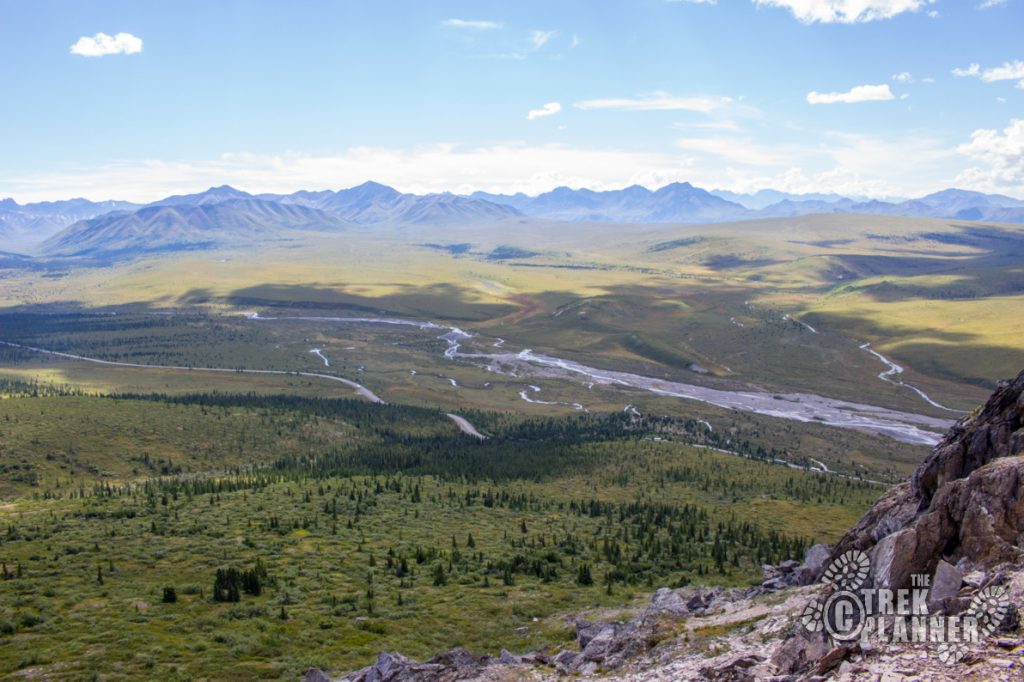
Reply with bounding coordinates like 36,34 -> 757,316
148,185 -> 253,208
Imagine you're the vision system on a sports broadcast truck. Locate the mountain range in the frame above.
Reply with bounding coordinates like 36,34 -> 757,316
32,184 -> 520,257
3,181 -> 1024,258
473,185 -> 1024,224
471,182 -> 746,223
0,197 -> 140,250
42,198 -> 351,257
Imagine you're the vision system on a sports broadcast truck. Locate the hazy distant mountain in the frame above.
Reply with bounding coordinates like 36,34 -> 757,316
18,181 -> 1024,260
0,196 -> 139,249
147,185 -> 255,207
37,183 -> 520,257
710,189 -> 864,210
748,188 -> 1024,222
833,189 -> 1024,223
272,182 -> 520,225
473,184 -> 1024,224
43,199 -> 348,257
472,182 -> 747,223
754,198 -> 860,218
393,193 -> 520,224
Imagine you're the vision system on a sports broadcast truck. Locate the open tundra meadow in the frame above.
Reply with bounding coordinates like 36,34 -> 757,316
4,1 -> 1024,679
2,197 -> 1024,678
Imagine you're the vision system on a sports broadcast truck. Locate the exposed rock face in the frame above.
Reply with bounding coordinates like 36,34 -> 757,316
913,369 -> 1024,506
829,368 -> 1024,590
761,543 -> 832,590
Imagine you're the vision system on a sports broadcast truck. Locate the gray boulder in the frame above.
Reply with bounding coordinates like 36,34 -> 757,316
770,626 -> 830,675
305,669 -> 334,682
927,559 -> 964,614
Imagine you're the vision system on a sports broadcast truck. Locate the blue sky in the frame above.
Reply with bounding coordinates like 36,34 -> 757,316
1,0 -> 1022,201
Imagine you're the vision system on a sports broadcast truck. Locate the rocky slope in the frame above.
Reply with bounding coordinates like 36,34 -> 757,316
306,369 -> 1024,682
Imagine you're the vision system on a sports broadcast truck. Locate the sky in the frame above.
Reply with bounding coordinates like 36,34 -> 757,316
1,0 -> 1022,203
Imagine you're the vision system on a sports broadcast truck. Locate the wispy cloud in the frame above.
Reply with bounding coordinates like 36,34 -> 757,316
69,32 -> 143,57
575,92 -> 729,114
674,136 -> 783,166
953,60 -> 1024,87
892,71 -> 914,83
527,102 -> 562,120
753,0 -> 934,24
0,133 -> 964,204
441,19 -> 502,30
530,30 -> 557,49
806,84 -> 895,104
978,0 -> 1007,9
953,63 -> 981,77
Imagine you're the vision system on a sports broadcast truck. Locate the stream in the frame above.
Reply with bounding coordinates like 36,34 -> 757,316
241,312 -> 952,446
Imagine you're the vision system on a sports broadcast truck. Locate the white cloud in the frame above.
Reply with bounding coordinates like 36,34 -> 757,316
892,71 -> 913,83
530,30 -> 557,49
4,132 -> 962,204
0,145 -> 702,203
527,102 -> 562,120
442,19 -> 502,30
753,0 -> 933,23
954,60 -> 1024,88
69,32 -> 143,57
575,92 -> 728,113
806,84 -> 895,104
956,119 -> 1024,192
978,0 -> 1007,8
982,60 -> 1024,85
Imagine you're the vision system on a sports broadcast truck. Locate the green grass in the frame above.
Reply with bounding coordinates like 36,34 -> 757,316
0,389 -> 882,680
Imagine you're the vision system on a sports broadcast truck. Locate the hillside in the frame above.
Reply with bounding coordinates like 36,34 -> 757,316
42,198 -> 349,256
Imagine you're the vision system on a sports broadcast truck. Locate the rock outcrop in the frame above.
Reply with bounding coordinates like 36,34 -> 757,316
830,368 -> 1024,590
